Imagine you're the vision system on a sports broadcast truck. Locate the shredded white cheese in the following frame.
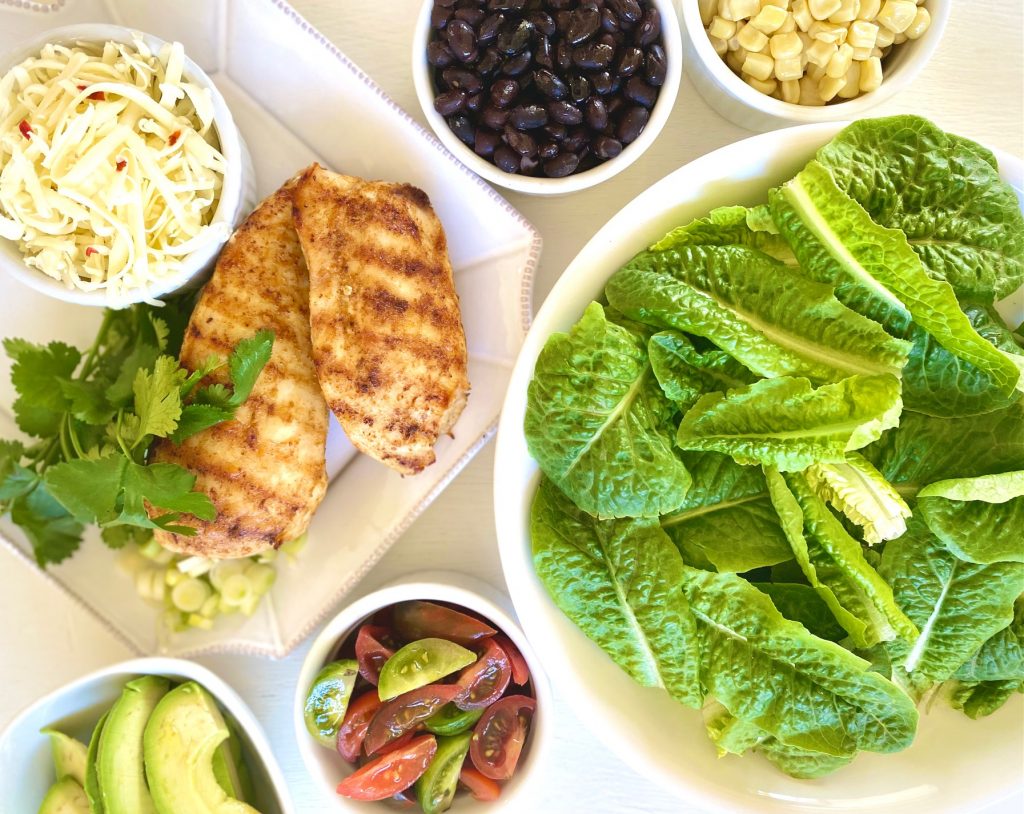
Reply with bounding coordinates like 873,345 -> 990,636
0,35 -> 228,301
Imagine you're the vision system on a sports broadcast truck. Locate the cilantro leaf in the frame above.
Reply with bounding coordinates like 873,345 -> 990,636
105,343 -> 160,406
0,466 -> 40,501
100,524 -> 152,549
5,339 -> 81,437
118,461 -> 216,527
44,456 -> 127,525
180,355 -> 223,400
11,484 -> 84,566
169,404 -> 236,444
131,356 -> 185,442
0,439 -> 24,482
228,330 -> 274,406
60,379 -> 117,425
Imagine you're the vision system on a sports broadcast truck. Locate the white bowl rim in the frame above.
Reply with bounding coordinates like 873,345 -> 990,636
679,0 -> 952,123
492,120 -> 1024,813
0,655 -> 295,814
293,570 -> 553,814
411,0 -> 683,196
0,23 -> 247,307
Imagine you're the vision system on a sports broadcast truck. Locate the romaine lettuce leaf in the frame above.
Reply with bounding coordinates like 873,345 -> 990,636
682,566 -> 918,757
676,375 -> 903,471
605,244 -> 910,384
758,737 -> 856,779
765,468 -> 917,649
524,303 -> 690,519
814,116 -> 1024,303
955,598 -> 1023,683
660,452 -> 791,573
650,205 -> 795,264
917,471 -> 1024,563
530,477 -> 702,707
648,331 -> 756,408
752,583 -> 847,642
950,679 -> 1023,719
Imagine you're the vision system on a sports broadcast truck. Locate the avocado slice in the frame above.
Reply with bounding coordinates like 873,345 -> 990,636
143,682 -> 261,814
41,729 -> 88,785
98,676 -> 169,814
38,776 -> 89,814
83,712 -> 107,814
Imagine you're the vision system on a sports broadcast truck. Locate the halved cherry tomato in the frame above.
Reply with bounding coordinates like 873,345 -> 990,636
393,600 -> 496,647
367,730 -> 414,758
469,695 -> 535,781
459,766 -> 501,802
355,624 -> 395,685
494,634 -> 530,686
454,638 -> 512,710
364,683 -> 461,755
336,734 -> 437,801
336,690 -> 382,762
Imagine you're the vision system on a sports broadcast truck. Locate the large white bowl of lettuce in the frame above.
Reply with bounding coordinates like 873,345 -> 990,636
493,116 -> 1024,814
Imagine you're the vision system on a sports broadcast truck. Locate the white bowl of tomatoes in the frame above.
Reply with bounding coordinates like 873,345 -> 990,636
294,571 -> 551,813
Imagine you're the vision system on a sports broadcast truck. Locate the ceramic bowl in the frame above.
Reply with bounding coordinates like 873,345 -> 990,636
0,24 -> 254,307
294,571 -> 552,812
492,121 -> 1024,814
411,0 -> 682,196
680,1 -> 951,131
0,656 -> 294,813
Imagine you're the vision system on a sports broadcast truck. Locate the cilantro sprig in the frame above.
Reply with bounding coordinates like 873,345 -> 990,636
0,296 -> 274,566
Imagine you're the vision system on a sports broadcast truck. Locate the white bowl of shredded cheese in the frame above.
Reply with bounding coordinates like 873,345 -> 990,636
0,25 -> 253,307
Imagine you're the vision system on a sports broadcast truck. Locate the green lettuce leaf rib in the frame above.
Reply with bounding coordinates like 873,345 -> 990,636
530,477 -> 702,708
676,375 -> 903,471
524,303 -> 690,519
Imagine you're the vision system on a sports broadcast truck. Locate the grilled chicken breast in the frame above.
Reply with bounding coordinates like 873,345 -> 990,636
292,164 -> 469,475
151,181 -> 329,558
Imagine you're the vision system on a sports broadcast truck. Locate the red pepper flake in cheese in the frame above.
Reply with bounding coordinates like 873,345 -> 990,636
168,130 -> 182,146
85,247 -> 98,257
88,91 -> 106,101
116,159 -> 127,172
18,120 -> 32,139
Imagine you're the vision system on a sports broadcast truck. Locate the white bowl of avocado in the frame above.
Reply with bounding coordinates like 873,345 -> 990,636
0,657 -> 294,814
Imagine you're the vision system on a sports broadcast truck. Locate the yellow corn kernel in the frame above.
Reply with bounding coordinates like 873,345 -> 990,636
807,61 -> 827,80
799,75 -> 827,104
893,31 -> 907,43
750,4 -> 789,31
777,14 -> 797,32
808,0 -> 842,20
710,34 -> 730,56
809,20 -> 847,42
761,0 -> 790,8
780,78 -> 801,103
742,51 -> 776,80
859,55 -> 883,91
745,75 -> 779,95
877,0 -> 917,33
829,0 -> 860,23
875,25 -> 895,46
818,74 -> 844,100
847,19 -> 879,48
857,0 -> 881,19
710,15 -> 739,39
721,0 -> 762,20
774,55 -> 804,80
852,45 -> 873,60
738,23 -> 771,51
792,0 -> 814,30
770,31 -> 804,58
871,45 -> 884,57
806,37 -> 837,66
725,48 -> 747,72
699,0 -> 719,25
826,42 -> 854,77
837,61 -> 861,97
905,6 -> 930,38
728,22 -> 746,50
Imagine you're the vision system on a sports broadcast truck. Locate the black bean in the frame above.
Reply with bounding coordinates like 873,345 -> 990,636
636,8 -> 661,47
535,36 -> 554,68
478,13 -> 504,45
431,5 -> 452,30
555,39 -> 573,71
601,8 -> 620,34
482,104 -> 510,129
489,0 -> 525,10
615,45 -> 643,77
510,104 -> 548,129
448,113 -> 476,145
591,70 -> 620,95
567,73 -> 590,104
563,126 -> 588,152
501,49 -> 532,75
435,0 -> 456,7
572,41 -> 614,70
497,19 -> 533,54
520,154 -> 541,175
544,151 -> 580,177
518,71 -> 534,92
490,77 -> 519,107
527,11 -> 556,37
548,99 -> 583,125
547,0 -> 573,8
606,95 -> 624,116
504,126 -> 538,157
624,75 -> 657,107
454,7 -> 485,26
593,134 -> 623,159
477,47 -> 502,74
554,10 -> 572,33
539,141 -> 559,159
442,68 -> 483,93
645,44 -> 667,86
607,0 -> 642,24
427,39 -> 456,68
494,145 -> 520,173
446,20 -> 478,62
544,122 -> 567,141
584,96 -> 608,130
466,92 -> 484,112
567,3 -> 601,45
475,128 -> 501,156
534,68 -> 568,99
616,105 -> 648,143
434,89 -> 467,115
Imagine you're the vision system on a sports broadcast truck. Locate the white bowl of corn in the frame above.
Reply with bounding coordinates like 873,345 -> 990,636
682,0 -> 949,131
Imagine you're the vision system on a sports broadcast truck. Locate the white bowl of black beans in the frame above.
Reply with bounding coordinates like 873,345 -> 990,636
413,0 -> 682,195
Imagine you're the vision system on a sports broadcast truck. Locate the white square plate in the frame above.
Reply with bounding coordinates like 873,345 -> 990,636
0,0 -> 539,656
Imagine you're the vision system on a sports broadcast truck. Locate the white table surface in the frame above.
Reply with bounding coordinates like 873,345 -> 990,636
2,1 -> 1023,812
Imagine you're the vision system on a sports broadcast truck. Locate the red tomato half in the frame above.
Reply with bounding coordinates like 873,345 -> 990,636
459,766 -> 501,801
454,638 -> 512,710
494,634 -> 530,686
336,690 -> 382,763
355,624 -> 395,685
336,735 -> 437,801
363,683 -> 461,756
393,600 -> 497,646
469,695 -> 535,781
